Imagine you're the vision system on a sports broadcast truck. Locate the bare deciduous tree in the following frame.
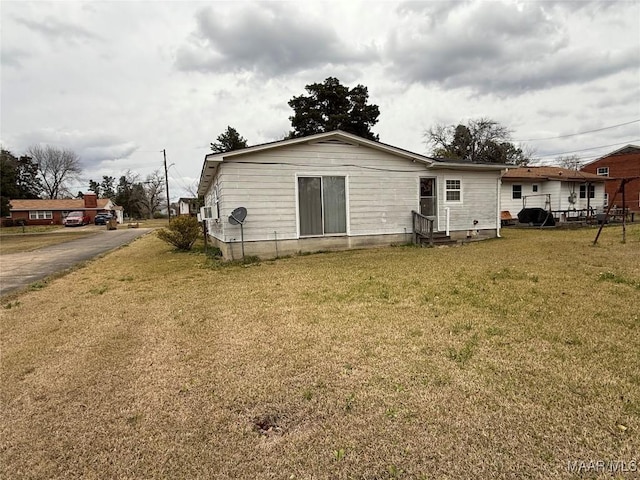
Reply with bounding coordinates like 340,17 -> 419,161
424,118 -> 531,165
27,145 -> 82,199
556,154 -> 581,170
139,169 -> 166,218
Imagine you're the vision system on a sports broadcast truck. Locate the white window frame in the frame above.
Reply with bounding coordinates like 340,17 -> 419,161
512,184 -> 522,200
597,167 -> 609,176
579,184 -> 595,199
29,210 -> 52,220
295,174 -> 349,238
444,178 -> 462,203
211,186 -> 220,220
603,193 -> 609,207
532,184 -> 539,193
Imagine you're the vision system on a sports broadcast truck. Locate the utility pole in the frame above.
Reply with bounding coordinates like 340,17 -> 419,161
163,149 -> 171,223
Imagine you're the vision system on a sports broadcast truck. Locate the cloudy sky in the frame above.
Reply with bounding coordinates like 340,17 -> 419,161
2,0 -> 639,201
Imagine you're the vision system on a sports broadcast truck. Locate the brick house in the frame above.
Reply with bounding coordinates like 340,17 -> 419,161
7,193 -> 122,225
580,145 -> 640,213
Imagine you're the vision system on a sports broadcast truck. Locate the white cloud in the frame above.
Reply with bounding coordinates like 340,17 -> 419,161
175,3 -> 378,76
1,0 -> 638,199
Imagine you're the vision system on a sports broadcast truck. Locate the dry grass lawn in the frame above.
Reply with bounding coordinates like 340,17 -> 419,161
1,226 -> 639,479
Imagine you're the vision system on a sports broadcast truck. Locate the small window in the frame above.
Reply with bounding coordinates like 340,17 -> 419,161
532,184 -> 538,193
604,193 -> 609,207
597,167 -> 609,176
579,184 -> 595,199
201,206 -> 213,219
445,179 -> 461,202
512,185 -> 522,199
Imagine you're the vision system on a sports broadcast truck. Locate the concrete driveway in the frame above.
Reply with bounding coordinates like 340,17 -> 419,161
0,227 -> 152,297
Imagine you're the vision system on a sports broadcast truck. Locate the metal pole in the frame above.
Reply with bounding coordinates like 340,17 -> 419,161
621,180 -> 627,244
586,182 -> 591,224
593,181 -> 621,245
240,223 -> 245,259
163,149 -> 171,223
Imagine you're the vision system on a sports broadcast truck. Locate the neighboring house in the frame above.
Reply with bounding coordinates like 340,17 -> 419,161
501,167 -> 606,221
580,145 -> 640,213
8,193 -> 123,225
178,197 -> 198,216
197,130 -> 506,259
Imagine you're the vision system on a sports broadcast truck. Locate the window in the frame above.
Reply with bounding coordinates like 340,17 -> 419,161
579,184 -> 595,199
597,167 -> 609,176
532,184 -> 539,193
445,179 -> 461,202
604,193 -> 609,207
212,186 -> 220,220
298,176 -> 346,236
512,185 -> 522,199
29,211 -> 52,220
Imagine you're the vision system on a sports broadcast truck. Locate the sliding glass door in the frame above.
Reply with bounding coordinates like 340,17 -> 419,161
298,176 -> 346,236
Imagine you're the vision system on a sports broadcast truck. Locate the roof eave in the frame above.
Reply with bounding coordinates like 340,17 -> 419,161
196,130 -> 436,195
431,162 -> 507,171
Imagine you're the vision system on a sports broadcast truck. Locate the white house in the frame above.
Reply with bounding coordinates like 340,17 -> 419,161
197,131 -> 506,259
178,197 -> 198,216
501,166 -> 606,222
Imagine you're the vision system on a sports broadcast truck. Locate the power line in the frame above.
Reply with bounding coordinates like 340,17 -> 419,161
534,139 -> 640,159
515,119 -> 640,142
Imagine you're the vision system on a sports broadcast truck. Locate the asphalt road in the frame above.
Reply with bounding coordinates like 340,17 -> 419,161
0,227 -> 152,297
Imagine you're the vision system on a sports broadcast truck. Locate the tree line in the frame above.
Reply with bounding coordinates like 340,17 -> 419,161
3,76 -> 538,219
0,146 -> 166,219
211,76 -> 533,166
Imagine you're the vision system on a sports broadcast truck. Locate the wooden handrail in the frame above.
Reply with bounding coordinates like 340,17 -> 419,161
411,210 -> 434,246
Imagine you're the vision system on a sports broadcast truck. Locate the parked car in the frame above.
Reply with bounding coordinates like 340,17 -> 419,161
63,211 -> 90,227
94,213 -> 113,225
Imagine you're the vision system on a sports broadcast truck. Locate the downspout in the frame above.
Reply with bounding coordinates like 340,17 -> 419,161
497,173 -> 503,238
445,207 -> 450,237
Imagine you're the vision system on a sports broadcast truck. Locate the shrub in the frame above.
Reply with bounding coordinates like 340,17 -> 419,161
156,216 -> 201,250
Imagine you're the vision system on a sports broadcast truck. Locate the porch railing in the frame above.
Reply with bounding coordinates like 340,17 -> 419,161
412,210 -> 435,246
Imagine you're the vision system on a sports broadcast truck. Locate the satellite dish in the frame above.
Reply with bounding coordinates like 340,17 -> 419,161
228,207 -> 247,225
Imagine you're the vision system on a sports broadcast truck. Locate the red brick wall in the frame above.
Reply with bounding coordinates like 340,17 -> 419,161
8,211 -> 64,225
84,194 -> 98,208
581,152 -> 640,212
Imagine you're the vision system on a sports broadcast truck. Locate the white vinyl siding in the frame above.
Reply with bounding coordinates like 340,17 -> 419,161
205,142 -> 501,242
501,180 -> 605,215
436,170 -> 498,231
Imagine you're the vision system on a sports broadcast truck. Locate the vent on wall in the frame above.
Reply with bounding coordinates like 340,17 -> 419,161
311,139 -> 358,147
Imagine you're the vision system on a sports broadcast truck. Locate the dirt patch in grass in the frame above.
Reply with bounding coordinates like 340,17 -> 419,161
1,225 -> 639,479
